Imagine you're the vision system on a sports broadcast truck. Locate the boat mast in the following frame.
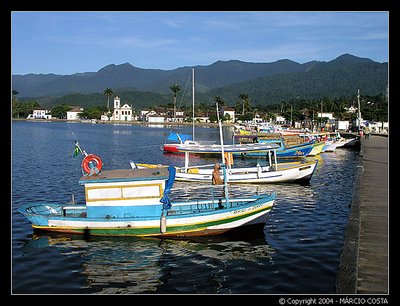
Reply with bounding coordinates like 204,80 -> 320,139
216,102 -> 229,205
357,89 -> 362,130
216,102 -> 225,163
192,68 -> 195,140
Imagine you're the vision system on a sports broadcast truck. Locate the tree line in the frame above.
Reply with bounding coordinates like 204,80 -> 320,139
12,87 -> 388,123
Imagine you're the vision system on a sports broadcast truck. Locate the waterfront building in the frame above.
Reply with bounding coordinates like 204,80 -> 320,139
27,109 -> 52,119
223,108 -> 236,123
111,96 -> 133,121
67,106 -> 83,121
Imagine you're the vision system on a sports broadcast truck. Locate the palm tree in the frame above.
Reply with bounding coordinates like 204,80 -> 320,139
169,84 -> 181,122
238,93 -> 249,116
103,88 -> 113,111
12,90 -> 19,118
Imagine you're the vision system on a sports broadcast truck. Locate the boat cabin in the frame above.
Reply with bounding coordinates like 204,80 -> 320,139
78,168 -> 169,219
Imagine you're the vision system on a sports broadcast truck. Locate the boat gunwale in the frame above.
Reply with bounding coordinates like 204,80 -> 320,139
17,193 -> 275,221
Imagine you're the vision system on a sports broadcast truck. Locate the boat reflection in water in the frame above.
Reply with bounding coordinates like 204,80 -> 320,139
27,230 -> 275,294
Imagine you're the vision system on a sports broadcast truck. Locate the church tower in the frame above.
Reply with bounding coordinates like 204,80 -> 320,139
114,96 -> 120,109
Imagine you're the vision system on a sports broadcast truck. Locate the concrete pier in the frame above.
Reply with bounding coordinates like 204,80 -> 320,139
336,135 -> 388,294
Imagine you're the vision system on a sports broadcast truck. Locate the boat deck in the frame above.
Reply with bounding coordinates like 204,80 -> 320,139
79,168 -> 170,183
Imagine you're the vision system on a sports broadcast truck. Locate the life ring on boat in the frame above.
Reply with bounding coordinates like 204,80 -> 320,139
82,154 -> 103,174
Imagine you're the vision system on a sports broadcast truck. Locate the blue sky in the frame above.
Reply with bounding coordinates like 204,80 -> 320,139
11,11 -> 388,75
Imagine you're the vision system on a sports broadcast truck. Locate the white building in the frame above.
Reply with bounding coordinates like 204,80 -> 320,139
317,112 -> 334,120
223,108 -> 235,123
29,109 -> 52,119
147,113 -> 165,123
275,115 -> 286,124
67,107 -> 83,120
140,109 -> 150,121
111,96 -> 133,121
100,113 -> 111,121
337,120 -> 350,130
194,115 -> 210,123
140,109 -> 166,122
345,106 -> 358,113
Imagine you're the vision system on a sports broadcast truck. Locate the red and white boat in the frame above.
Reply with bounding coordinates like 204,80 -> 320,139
162,132 -> 194,153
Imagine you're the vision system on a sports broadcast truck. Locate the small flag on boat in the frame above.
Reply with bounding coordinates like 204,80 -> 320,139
73,145 -> 80,157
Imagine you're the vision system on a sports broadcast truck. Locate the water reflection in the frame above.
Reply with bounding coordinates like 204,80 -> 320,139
25,231 -> 275,294
112,130 -> 133,135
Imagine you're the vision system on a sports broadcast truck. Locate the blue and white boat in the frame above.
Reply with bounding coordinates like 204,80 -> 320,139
18,142 -> 276,237
232,135 -> 314,158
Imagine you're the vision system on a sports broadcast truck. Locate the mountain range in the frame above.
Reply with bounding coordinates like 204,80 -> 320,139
12,53 -> 388,108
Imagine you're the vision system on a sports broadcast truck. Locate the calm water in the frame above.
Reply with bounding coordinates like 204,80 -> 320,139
12,121 -> 359,294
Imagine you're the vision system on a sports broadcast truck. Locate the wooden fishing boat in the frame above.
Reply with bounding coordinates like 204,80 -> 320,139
323,132 -> 358,152
308,141 -> 325,156
138,160 -> 317,184
141,103 -> 317,184
137,141 -> 318,184
18,142 -> 276,237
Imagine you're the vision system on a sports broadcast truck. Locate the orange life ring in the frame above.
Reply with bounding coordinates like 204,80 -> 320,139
82,154 -> 103,174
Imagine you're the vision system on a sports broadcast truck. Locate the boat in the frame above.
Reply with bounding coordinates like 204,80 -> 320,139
137,104 -> 318,184
322,132 -> 357,152
232,134 -> 314,158
162,132 -> 194,153
137,142 -> 317,184
18,141 -> 276,237
308,141 -> 325,156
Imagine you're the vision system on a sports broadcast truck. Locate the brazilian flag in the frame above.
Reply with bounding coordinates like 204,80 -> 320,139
73,145 -> 80,157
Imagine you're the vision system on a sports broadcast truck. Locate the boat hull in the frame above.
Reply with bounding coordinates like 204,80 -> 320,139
308,142 -> 325,156
163,144 -> 181,154
234,142 -> 314,158
18,195 -> 275,237
139,160 -> 318,184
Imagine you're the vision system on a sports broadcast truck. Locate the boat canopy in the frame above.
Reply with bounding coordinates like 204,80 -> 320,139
166,133 -> 192,143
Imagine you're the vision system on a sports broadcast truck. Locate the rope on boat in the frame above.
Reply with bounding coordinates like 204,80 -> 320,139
176,71 -> 192,111
66,121 -> 80,142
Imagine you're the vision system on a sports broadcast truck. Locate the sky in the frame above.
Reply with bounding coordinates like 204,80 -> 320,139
11,11 -> 389,75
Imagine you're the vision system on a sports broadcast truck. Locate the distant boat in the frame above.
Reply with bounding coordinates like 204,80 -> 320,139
140,103 -> 318,184
322,132 -> 358,152
18,142 -> 276,237
232,134 -> 314,158
162,132 -> 194,153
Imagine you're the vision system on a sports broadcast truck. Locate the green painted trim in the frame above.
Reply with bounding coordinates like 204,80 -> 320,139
34,204 -> 273,236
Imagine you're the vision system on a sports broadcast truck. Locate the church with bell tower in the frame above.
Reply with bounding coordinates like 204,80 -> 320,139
111,96 -> 133,121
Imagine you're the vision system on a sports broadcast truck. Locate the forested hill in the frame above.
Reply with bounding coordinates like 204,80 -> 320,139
12,58 -> 307,97
13,53 -> 387,108
201,55 -> 388,105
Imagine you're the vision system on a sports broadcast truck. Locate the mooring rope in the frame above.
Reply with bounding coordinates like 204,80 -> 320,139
66,121 -> 80,143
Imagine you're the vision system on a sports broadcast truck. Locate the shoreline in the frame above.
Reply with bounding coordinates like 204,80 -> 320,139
12,118 -> 235,128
